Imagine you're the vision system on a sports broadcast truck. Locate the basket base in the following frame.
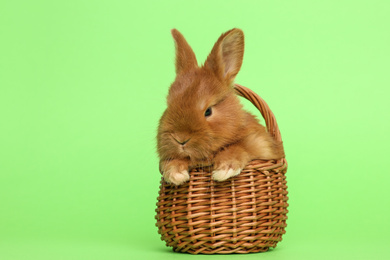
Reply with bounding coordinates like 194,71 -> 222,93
173,246 -> 270,254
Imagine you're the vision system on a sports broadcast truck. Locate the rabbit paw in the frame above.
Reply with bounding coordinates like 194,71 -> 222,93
212,166 -> 242,182
160,159 -> 190,185
163,169 -> 190,185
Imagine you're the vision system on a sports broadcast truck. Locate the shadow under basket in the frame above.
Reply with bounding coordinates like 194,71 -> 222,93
155,84 -> 288,254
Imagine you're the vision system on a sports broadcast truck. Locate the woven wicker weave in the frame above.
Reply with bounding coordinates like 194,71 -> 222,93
155,84 -> 288,254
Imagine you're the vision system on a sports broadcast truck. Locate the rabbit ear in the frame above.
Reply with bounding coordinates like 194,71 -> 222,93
204,29 -> 244,83
171,29 -> 198,75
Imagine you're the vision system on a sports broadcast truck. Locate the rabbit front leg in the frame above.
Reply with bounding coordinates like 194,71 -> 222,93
160,159 -> 190,185
212,143 -> 251,182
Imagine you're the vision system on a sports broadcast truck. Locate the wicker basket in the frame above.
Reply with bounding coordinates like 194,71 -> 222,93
155,84 -> 288,254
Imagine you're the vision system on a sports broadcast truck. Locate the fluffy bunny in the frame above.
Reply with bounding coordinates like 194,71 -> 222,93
157,28 -> 284,185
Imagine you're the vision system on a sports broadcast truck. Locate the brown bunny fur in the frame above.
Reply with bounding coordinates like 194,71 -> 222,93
157,28 -> 284,185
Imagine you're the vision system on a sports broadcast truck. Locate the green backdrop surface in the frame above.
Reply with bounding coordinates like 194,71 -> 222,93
1,0 -> 389,259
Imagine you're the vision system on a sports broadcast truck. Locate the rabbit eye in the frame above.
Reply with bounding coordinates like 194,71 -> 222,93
204,107 -> 212,117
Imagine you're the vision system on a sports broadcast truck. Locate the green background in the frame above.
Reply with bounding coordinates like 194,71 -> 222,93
1,0 -> 389,259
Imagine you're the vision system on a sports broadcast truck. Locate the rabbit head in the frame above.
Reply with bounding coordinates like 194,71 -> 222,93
157,29 -> 248,165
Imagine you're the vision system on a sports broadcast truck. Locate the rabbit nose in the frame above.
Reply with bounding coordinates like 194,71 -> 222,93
171,134 -> 191,145
178,139 -> 190,145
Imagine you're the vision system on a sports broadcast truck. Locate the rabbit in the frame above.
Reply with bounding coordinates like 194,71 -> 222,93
157,28 -> 284,185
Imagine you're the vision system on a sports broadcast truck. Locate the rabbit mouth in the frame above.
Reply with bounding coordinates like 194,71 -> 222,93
178,145 -> 212,163
178,144 -> 190,155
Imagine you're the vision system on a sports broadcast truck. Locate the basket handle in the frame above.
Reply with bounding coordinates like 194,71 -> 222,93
234,84 -> 283,143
